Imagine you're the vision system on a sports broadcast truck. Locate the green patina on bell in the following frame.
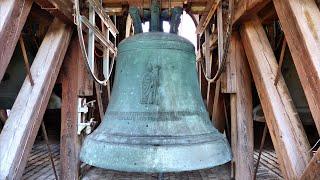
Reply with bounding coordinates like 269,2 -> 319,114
80,0 -> 231,172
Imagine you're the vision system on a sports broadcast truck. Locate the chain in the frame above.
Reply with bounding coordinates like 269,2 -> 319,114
200,0 -> 234,83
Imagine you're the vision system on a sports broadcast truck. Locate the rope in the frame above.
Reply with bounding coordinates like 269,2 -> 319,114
200,0 -> 234,84
75,0 -> 116,86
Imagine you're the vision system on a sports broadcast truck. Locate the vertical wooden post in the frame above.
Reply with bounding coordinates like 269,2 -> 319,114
230,32 -> 254,179
211,79 -> 225,133
240,16 -> 311,179
204,28 -> 211,76
60,36 -> 93,180
60,37 -> 81,180
273,0 -> 320,134
199,63 -> 208,99
0,0 -> 33,81
0,18 -> 72,180
204,26 -> 214,115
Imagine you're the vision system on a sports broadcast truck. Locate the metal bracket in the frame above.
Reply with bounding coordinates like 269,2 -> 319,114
77,97 -> 96,135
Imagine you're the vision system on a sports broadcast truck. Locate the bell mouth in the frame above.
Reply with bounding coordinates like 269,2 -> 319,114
80,131 -> 232,173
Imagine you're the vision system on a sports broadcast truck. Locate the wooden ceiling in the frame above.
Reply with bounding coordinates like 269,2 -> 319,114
102,0 -> 209,14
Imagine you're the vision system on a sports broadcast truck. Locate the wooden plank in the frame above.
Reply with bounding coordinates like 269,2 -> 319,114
196,0 -> 220,35
204,28 -> 214,115
95,82 -> 105,121
198,61 -> 208,99
258,2 -> 277,24
60,36 -> 83,180
103,0 -> 207,14
78,55 -> 94,96
240,16 -> 311,179
0,18 -> 72,179
233,0 -> 270,24
230,32 -> 254,180
217,2 -> 223,65
35,0 -> 73,24
212,3 -> 227,129
273,0 -> 320,135
206,82 -> 215,117
220,38 -> 237,93
300,149 -> 320,180
0,0 -> 33,81
217,1 -> 238,93
211,79 -> 225,133
204,28 -> 211,76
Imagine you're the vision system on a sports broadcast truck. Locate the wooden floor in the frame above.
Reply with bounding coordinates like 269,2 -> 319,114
22,143 -> 60,180
22,142 -> 283,180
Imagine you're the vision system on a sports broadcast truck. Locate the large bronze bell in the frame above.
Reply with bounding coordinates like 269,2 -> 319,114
80,1 -> 231,172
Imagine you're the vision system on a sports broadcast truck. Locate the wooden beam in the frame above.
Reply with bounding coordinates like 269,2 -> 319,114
233,0 -> 270,24
300,149 -> 320,180
230,32 -> 254,179
211,79 -> 225,133
103,0 -> 207,12
0,110 -> 8,125
203,28 -> 214,114
199,66 -> 208,99
273,0 -> 320,135
204,28 -> 212,76
0,18 -> 72,179
35,0 -> 73,24
78,55 -> 94,97
0,0 -> 33,81
258,2 -> 277,24
240,16 -> 311,179
206,82 -> 215,116
60,36 -> 83,180
220,48 -> 236,94
195,0 -> 220,35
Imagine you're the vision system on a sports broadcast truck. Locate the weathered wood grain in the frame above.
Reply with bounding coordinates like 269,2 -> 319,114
0,0 -> 33,81
300,149 -> 320,180
196,0 -> 220,35
211,79 -> 225,133
0,18 -> 72,180
35,0 -> 73,24
240,16 -> 311,179
60,36 -> 83,180
230,32 -> 254,180
273,0 -> 320,135
233,0 -> 270,23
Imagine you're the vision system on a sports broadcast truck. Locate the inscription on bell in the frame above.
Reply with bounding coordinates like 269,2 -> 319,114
80,32 -> 232,172
141,62 -> 161,105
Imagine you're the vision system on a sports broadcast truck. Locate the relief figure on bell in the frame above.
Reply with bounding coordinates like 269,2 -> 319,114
141,62 -> 160,105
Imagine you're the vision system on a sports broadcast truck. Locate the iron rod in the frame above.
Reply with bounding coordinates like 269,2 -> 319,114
41,122 -> 59,180
254,124 -> 268,180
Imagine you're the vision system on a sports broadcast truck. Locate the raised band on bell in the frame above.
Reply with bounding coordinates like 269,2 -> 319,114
80,0 -> 231,173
